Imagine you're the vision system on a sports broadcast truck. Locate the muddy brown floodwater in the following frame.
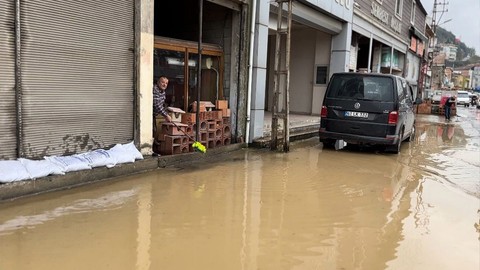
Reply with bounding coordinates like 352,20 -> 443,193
0,108 -> 479,270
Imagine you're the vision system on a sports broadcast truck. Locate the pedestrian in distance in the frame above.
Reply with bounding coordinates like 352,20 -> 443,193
152,76 -> 172,155
444,96 -> 456,121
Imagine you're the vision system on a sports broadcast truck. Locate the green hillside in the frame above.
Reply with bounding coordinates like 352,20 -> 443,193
436,27 -> 480,66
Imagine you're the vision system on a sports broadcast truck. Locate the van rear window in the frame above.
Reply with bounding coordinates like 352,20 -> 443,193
327,75 -> 394,102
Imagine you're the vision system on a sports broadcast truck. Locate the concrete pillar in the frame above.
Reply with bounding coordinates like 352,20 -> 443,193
329,21 -> 352,77
249,0 -> 270,141
135,0 -> 154,155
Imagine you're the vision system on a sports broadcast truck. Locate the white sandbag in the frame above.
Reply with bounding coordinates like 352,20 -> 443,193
19,158 -> 65,179
45,155 -> 92,172
81,149 -> 117,168
0,160 -> 31,183
123,141 -> 144,160
106,144 -> 136,164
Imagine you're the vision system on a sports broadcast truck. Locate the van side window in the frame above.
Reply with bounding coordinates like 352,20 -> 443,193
406,85 -> 414,104
396,78 -> 405,98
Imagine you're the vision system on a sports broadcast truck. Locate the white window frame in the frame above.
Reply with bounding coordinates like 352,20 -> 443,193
395,0 -> 403,18
410,1 -> 416,25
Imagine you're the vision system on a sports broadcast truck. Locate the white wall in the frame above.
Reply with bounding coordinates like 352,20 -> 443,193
312,31 -> 332,115
290,28 -> 316,114
267,29 -> 331,115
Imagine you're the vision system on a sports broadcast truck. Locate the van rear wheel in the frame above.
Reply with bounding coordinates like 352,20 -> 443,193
408,124 -> 416,142
320,139 -> 335,148
386,131 -> 403,154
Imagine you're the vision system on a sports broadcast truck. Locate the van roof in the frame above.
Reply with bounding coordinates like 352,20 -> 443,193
333,72 -> 400,79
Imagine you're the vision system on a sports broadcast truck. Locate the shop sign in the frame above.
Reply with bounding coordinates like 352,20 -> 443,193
371,2 -> 401,34
335,0 -> 351,10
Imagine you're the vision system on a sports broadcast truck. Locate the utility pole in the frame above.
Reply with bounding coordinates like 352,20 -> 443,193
431,0 -> 449,49
430,0 -> 449,89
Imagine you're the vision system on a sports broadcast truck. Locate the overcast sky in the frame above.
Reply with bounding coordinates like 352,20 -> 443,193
420,0 -> 480,55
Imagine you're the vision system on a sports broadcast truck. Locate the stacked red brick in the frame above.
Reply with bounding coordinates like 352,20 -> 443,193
155,101 -> 231,155
155,122 -> 192,155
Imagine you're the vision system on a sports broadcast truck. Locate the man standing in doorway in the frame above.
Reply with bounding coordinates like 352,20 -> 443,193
153,76 -> 171,155
153,76 -> 171,123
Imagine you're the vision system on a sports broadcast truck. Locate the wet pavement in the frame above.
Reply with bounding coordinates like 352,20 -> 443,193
0,107 -> 479,270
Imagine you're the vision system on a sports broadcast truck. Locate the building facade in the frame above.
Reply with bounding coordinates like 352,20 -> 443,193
0,0 -> 432,159
351,0 -> 427,97
247,0 -> 428,142
0,0 -> 250,160
248,0 -> 353,142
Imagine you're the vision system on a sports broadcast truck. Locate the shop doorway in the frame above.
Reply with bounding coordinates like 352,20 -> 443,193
153,38 -> 223,112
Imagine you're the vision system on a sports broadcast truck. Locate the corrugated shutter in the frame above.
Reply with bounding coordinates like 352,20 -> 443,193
21,0 -> 134,158
0,0 -> 17,160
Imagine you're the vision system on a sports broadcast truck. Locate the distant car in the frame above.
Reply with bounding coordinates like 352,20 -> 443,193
319,73 -> 419,154
456,90 -> 470,107
431,90 -> 443,104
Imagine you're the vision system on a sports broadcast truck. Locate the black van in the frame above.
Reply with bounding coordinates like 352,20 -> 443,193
319,73 -> 417,153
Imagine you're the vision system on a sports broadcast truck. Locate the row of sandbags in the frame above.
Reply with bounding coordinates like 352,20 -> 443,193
0,142 -> 144,183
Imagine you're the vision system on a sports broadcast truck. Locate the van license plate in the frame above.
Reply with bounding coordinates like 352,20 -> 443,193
345,111 -> 368,118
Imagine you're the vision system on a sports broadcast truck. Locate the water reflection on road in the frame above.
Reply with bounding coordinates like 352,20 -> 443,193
0,109 -> 478,270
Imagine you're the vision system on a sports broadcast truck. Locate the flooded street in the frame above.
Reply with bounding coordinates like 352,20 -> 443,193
0,107 -> 479,270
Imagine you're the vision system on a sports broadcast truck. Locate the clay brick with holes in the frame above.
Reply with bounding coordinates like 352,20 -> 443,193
208,131 -> 216,140
181,113 -> 196,124
223,117 -> 230,125
200,132 -> 208,142
196,121 -> 208,131
222,124 -> 231,137
160,122 -> 189,136
215,129 -> 222,139
216,100 -> 228,110
223,137 -> 231,145
159,141 -> 189,155
207,139 -> 216,149
221,108 -> 230,117
207,121 -> 216,131
212,110 -> 222,119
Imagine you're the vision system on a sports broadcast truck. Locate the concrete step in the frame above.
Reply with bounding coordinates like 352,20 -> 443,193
251,124 -> 319,148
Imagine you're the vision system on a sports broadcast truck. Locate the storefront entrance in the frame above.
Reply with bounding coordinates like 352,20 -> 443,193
153,37 -> 223,112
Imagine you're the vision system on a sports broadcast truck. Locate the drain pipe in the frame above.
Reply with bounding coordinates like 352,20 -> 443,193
245,0 -> 257,144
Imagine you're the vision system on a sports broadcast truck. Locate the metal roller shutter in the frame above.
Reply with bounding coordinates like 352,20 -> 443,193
21,0 -> 134,158
0,1 -> 17,160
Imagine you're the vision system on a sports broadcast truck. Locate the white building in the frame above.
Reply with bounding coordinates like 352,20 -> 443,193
442,44 -> 458,61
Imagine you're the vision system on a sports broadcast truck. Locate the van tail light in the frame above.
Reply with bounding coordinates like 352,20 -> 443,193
388,111 -> 398,124
321,106 -> 328,118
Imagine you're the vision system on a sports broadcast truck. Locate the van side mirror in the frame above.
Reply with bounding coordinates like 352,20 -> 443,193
414,97 -> 423,105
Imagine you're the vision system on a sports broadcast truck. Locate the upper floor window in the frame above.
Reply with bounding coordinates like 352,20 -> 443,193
410,1 -> 416,25
395,0 -> 403,17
